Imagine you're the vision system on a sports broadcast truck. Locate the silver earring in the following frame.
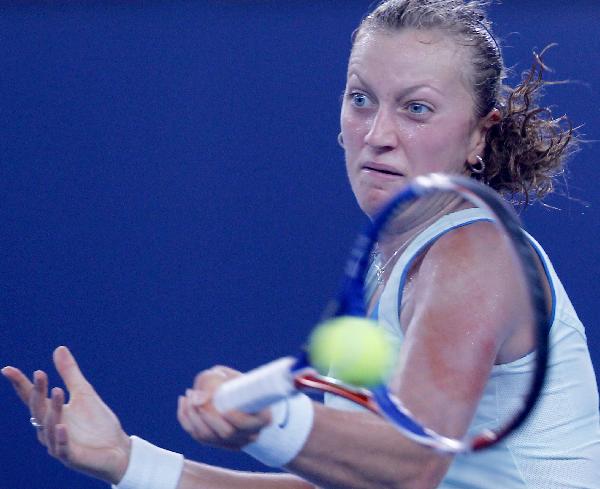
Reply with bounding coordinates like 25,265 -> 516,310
470,155 -> 486,174
337,132 -> 344,148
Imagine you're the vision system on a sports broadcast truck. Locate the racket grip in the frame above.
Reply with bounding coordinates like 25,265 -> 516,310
213,357 -> 297,414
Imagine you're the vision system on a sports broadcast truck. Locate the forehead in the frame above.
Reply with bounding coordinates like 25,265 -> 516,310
348,28 -> 472,94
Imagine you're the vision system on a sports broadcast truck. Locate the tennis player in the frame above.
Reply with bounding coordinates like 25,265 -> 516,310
4,1 -> 600,488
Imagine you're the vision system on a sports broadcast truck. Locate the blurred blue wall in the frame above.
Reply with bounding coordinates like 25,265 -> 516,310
1,2 -> 598,487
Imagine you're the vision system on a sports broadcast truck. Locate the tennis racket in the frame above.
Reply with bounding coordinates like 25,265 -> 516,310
213,173 -> 551,453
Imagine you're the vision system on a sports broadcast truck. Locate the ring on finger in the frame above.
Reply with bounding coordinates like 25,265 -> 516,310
30,416 -> 44,430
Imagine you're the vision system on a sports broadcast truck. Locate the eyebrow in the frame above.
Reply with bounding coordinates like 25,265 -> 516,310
347,72 -> 444,100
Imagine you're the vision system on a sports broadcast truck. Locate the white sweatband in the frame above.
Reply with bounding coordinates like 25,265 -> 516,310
112,436 -> 184,489
242,393 -> 314,468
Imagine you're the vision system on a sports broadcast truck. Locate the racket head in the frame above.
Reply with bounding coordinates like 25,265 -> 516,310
325,173 -> 550,453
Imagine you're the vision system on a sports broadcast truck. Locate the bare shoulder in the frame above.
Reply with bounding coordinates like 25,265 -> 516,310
426,219 -> 514,270
403,218 -> 532,361
416,219 -> 523,299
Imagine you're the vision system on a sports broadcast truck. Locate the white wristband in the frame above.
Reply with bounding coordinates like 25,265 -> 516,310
111,436 -> 184,489
242,393 -> 314,468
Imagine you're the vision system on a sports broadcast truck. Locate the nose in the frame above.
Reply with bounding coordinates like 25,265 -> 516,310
364,108 -> 397,150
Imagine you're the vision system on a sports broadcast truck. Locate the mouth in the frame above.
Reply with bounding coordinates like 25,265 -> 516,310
361,162 -> 405,177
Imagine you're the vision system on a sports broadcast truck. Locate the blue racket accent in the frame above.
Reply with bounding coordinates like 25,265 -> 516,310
371,385 -> 429,437
292,351 -> 311,372
336,185 -> 421,318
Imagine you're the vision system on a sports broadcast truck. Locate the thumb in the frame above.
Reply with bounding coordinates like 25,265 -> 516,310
53,346 -> 94,394
194,365 -> 241,393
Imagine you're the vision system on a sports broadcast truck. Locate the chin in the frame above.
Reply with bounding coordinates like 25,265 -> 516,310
358,196 -> 388,220
356,186 -> 404,218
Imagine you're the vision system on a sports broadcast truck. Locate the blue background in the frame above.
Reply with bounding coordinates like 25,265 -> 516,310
1,1 -> 598,487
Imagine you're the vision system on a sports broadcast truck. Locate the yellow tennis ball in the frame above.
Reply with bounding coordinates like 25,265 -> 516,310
308,316 -> 394,387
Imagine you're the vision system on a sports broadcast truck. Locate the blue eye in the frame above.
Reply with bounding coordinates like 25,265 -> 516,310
350,92 -> 370,108
407,103 -> 431,115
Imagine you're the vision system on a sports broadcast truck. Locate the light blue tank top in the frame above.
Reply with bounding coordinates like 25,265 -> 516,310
326,209 -> 600,488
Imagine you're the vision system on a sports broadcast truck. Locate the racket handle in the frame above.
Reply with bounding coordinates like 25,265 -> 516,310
213,357 -> 297,413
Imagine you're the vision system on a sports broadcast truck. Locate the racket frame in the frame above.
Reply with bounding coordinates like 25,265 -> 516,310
214,173 -> 551,454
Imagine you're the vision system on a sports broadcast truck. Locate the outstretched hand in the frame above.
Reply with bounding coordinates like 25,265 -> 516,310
2,346 -> 131,485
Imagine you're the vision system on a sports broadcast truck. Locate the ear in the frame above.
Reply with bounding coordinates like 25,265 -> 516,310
466,108 -> 501,164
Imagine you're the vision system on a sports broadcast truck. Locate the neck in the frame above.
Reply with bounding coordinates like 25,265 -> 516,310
375,195 -> 469,277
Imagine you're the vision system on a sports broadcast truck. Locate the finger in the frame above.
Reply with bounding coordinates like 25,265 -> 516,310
45,387 -> 65,455
186,390 -> 236,440
185,389 -> 262,446
196,410 -> 236,441
1,366 -> 34,406
223,408 -> 272,433
194,404 -> 261,447
210,365 -> 240,377
193,365 -> 239,391
181,396 -> 220,441
193,369 -> 225,391
183,396 -> 218,439
30,370 -> 49,423
177,396 -> 194,433
54,424 -> 70,462
53,346 -> 93,395
187,389 -> 210,407
185,382 -> 270,434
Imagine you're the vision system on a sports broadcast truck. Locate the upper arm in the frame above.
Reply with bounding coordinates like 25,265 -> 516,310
389,221 -> 531,439
277,223 -> 535,489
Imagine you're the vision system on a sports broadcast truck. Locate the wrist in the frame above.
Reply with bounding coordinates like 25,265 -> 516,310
111,436 -> 184,489
242,393 -> 314,468
109,433 -> 132,485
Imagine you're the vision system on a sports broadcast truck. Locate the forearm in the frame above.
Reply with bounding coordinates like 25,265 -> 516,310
286,404 -> 452,489
178,459 -> 314,489
175,404 -> 449,489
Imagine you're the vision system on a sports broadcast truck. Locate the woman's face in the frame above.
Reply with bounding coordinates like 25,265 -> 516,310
341,28 -> 488,218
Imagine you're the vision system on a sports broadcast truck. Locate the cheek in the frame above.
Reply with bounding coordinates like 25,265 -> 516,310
340,106 -> 370,149
410,123 -> 472,173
